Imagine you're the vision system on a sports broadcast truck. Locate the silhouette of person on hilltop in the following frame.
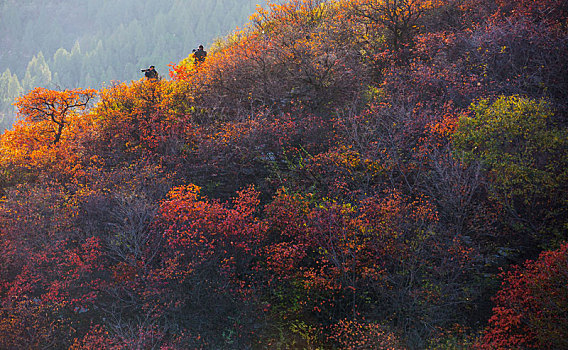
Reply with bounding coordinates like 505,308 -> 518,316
193,45 -> 207,65
141,65 -> 159,80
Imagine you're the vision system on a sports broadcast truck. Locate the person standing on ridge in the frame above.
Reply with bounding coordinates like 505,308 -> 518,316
142,65 -> 159,80
193,45 -> 207,64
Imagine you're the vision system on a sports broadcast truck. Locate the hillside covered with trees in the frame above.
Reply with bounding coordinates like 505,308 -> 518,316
0,0 -> 265,131
1,0 -> 567,349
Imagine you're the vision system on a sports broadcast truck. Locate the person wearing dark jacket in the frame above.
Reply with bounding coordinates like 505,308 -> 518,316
142,65 -> 159,79
193,45 -> 207,64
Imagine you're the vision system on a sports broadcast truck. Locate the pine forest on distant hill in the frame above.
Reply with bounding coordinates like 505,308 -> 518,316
0,0 -> 265,130
0,0 -> 567,349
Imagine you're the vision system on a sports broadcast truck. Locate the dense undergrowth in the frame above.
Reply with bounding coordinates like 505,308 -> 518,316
1,0 -> 567,348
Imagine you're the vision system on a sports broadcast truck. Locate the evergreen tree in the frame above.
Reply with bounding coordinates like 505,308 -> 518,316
0,69 -> 23,131
22,52 -> 52,92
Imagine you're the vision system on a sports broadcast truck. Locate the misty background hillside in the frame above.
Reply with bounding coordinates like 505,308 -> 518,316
0,0 -> 266,131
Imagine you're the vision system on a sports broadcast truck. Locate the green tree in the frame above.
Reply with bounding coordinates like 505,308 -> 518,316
0,69 -> 23,131
21,52 -> 52,92
454,95 -> 568,244
52,42 -> 84,88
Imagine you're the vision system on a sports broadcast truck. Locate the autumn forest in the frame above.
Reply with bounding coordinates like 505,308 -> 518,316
0,0 -> 567,349
0,0 -> 265,130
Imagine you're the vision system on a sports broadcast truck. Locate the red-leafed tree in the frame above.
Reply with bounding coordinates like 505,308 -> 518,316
480,243 -> 568,349
259,188 -> 478,348
0,234 -> 107,349
141,184 -> 268,348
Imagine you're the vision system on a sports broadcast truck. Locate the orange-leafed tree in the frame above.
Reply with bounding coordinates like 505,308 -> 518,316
351,0 -> 440,51
1,88 -> 98,187
15,87 -> 97,145
179,0 -> 371,118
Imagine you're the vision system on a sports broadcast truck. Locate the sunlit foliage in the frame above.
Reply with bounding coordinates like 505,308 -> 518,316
454,95 -> 568,243
0,0 -> 566,348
